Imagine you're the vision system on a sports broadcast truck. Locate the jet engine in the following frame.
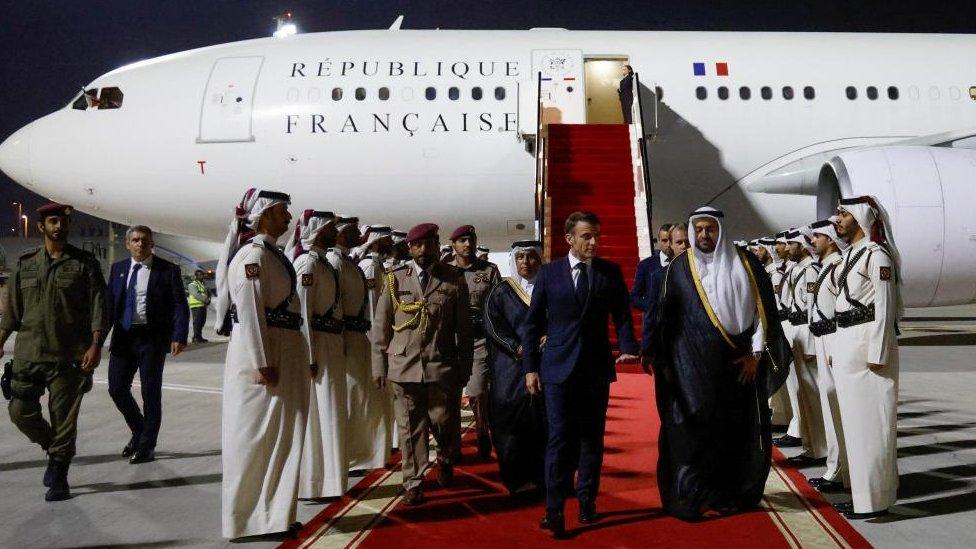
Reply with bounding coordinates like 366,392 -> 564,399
817,145 -> 976,307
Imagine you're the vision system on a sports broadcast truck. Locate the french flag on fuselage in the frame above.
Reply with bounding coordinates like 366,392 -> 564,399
693,62 -> 730,76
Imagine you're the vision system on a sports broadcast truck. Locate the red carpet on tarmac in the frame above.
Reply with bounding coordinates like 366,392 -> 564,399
285,367 -> 872,548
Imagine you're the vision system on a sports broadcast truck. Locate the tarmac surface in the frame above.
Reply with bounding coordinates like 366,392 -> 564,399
1,305 -> 975,548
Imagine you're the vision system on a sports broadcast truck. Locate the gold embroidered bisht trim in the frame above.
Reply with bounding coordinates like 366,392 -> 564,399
385,271 -> 429,333
504,277 -> 532,306
685,248 -> 769,350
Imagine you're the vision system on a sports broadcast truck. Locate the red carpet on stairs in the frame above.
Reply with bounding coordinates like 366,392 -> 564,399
546,123 -> 643,340
288,368 -> 872,548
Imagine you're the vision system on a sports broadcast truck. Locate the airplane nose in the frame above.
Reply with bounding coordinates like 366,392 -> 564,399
0,124 -> 33,187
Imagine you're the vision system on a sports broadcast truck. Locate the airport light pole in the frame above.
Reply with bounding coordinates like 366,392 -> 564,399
12,202 -> 22,236
20,215 -> 28,238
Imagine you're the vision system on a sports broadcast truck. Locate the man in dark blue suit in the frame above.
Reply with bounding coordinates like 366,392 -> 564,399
106,225 -> 189,464
523,211 -> 639,538
630,223 -> 674,312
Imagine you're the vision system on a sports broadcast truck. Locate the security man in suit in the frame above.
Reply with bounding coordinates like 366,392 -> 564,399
523,211 -> 639,537
447,225 -> 501,459
0,203 -> 107,501
618,64 -> 635,124
630,223 -> 673,312
371,223 -> 473,505
106,225 -> 189,464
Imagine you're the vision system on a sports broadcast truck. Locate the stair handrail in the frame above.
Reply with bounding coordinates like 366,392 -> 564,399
632,72 -> 653,243
533,71 -> 549,258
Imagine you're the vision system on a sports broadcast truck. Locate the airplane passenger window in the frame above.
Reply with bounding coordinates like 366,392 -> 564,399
449,87 -> 460,100
332,87 -> 343,101
472,87 -> 483,100
866,86 -> 878,100
655,86 -> 664,100
71,88 -> 97,110
355,87 -> 366,101
426,87 -> 437,100
696,86 -> 707,100
98,87 -> 123,109
846,86 -> 857,100
803,86 -> 815,100
760,86 -> 772,100
887,86 -> 899,100
717,86 -> 729,100
970,86 -> 976,100
494,86 -> 506,100
782,86 -> 794,100
379,87 -> 390,100
739,86 -> 751,100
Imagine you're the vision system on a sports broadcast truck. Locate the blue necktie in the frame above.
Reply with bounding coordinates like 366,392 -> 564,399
419,270 -> 429,293
575,262 -> 589,306
122,263 -> 142,330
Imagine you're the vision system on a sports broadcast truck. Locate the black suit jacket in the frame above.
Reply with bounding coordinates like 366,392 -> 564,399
107,256 -> 189,351
523,255 -> 638,384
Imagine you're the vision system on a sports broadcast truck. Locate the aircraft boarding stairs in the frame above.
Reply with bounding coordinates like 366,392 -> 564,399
526,73 -> 655,345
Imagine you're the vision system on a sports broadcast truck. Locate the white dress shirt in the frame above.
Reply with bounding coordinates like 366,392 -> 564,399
659,250 -> 669,267
567,253 -> 592,289
126,255 -> 153,326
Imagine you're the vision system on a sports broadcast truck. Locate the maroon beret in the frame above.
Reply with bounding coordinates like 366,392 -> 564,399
406,223 -> 439,243
36,202 -> 74,219
449,224 -> 476,241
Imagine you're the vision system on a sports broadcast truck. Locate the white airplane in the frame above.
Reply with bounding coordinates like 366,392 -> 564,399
2,27 -> 976,307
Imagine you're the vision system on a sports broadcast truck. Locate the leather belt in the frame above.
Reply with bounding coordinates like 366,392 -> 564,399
836,305 -> 875,328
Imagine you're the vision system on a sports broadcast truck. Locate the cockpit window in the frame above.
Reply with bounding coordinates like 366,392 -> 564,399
72,88 -> 98,110
97,87 -> 123,109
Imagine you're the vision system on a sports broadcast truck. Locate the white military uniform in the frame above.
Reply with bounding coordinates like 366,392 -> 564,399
329,247 -> 392,470
222,234 -> 309,538
832,236 -> 899,513
787,253 -> 827,458
295,247 -> 348,498
778,260 -> 803,440
359,251 -> 398,448
767,260 -> 793,427
808,250 -> 849,485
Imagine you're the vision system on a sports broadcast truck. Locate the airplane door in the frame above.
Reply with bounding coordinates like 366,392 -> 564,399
531,50 -> 586,125
197,56 -> 264,143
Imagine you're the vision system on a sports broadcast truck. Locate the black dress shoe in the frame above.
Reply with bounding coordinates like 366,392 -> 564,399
129,448 -> 156,464
773,434 -> 803,448
809,477 -> 845,492
540,511 -> 566,538
844,508 -> 889,520
833,501 -> 854,512
477,434 -> 492,459
786,454 -> 827,467
122,442 -> 137,458
403,487 -> 424,506
578,503 -> 598,524
770,423 -> 789,433
44,460 -> 70,502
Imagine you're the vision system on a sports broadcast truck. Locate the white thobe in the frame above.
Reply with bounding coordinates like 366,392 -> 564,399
766,261 -> 792,427
295,249 -> 348,498
779,261 -> 802,439
808,251 -> 849,484
222,235 -> 309,538
788,255 -> 826,458
832,237 -> 899,513
329,248 -> 392,470
359,252 -> 398,448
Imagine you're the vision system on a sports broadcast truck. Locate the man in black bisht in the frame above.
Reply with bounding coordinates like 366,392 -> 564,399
651,206 -> 791,520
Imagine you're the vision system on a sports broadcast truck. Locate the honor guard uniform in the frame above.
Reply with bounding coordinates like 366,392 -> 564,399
447,225 -> 501,458
358,225 -> 395,321
784,226 -> 827,464
806,218 -> 850,492
215,189 -> 309,539
476,246 -> 490,262
831,196 -> 901,519
774,229 -> 804,448
287,210 -> 349,500
761,235 -> 793,429
0,203 -> 107,501
329,215 -> 391,471
370,223 -> 474,504
390,230 -> 409,269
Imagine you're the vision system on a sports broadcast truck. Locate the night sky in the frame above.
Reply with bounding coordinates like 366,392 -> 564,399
2,0 -> 974,233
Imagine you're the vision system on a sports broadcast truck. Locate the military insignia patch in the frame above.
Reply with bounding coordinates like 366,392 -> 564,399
807,282 -> 815,293
879,266 -> 892,281
302,273 -> 313,287
474,272 -> 489,284
245,263 -> 260,279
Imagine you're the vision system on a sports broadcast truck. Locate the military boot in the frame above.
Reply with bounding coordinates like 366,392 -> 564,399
45,459 -> 71,501
43,456 -> 57,488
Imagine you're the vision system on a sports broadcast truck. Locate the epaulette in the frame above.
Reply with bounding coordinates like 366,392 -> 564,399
389,263 -> 409,273
18,247 -> 40,260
